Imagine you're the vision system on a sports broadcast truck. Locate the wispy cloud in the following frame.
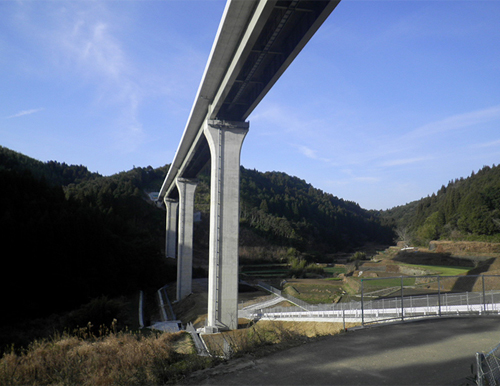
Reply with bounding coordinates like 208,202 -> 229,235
298,145 -> 317,159
258,103 -> 500,180
473,139 -> 500,148
381,156 -> 433,167
352,176 -> 380,183
406,105 -> 500,141
47,3 -> 146,151
6,108 -> 44,119
61,17 -> 128,85
295,145 -> 332,163
253,102 -> 326,135
352,105 -> 500,170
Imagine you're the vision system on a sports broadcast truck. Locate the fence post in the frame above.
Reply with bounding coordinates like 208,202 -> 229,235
437,276 -> 442,317
476,352 -> 485,386
482,275 -> 486,313
361,279 -> 364,327
401,276 -> 404,322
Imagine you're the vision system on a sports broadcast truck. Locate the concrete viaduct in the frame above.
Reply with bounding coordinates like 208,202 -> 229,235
158,0 -> 340,333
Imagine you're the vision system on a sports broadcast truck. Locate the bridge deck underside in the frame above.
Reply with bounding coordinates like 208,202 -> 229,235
169,0 -> 339,191
217,0 -> 334,122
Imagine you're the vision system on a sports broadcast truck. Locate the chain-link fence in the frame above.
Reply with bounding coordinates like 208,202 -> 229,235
242,275 -> 500,327
476,341 -> 500,385
360,274 -> 500,326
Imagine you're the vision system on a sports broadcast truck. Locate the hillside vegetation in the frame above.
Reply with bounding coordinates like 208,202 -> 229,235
0,147 -> 173,347
239,168 -> 394,253
383,164 -> 500,245
0,146 -> 392,346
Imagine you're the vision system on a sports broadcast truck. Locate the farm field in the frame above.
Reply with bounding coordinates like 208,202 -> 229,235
240,264 -> 289,278
397,263 -> 473,276
323,266 -> 347,275
237,243 -> 500,305
282,279 -> 345,304
174,243 -> 500,328
361,277 -> 416,289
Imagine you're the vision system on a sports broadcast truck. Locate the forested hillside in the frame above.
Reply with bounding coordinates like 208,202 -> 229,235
238,168 -> 394,252
0,147 -> 172,326
0,146 -> 393,327
383,164 -> 500,245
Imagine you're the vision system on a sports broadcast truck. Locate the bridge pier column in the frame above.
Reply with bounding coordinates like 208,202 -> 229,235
175,178 -> 198,302
163,198 -> 178,259
203,119 -> 249,332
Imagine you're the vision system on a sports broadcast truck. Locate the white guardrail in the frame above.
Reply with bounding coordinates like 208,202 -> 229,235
239,289 -> 500,325
242,303 -> 500,323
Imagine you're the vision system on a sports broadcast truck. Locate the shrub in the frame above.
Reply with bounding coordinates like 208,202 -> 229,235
351,251 -> 366,261
63,296 -> 128,335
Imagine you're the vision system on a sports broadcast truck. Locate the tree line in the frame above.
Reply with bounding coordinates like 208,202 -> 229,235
1,145 -> 399,325
0,147 -> 172,325
238,168 -> 394,252
383,164 -> 500,245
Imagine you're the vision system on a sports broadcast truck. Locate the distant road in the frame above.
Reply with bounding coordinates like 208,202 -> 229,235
188,316 -> 500,385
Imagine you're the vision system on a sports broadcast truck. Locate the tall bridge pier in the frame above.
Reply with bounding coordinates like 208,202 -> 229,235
163,120 -> 248,331
175,178 -> 198,302
204,120 -> 248,331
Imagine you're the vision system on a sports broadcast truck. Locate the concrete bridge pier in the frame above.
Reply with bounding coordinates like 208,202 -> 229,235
163,198 -> 178,259
203,119 -> 249,332
175,177 -> 198,302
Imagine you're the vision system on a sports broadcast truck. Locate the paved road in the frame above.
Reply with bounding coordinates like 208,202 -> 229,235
188,316 -> 500,385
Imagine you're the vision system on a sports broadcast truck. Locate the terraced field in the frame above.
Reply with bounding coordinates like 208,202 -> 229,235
240,264 -> 289,278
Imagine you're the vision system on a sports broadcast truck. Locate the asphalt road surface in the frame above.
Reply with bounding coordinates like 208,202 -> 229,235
187,316 -> 500,385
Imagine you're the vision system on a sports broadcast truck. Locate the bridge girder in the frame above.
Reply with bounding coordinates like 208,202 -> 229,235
159,0 -> 340,200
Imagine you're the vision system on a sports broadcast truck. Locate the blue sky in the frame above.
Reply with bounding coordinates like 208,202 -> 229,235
1,0 -> 499,210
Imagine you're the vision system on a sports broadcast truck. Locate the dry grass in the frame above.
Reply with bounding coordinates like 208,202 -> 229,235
0,320 -> 359,385
0,328 -> 212,386
201,320 -> 359,359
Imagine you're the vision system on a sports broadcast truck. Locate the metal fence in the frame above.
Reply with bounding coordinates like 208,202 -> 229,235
242,276 -> 500,384
476,341 -> 500,385
244,275 -> 500,327
257,281 -> 311,309
157,285 -> 176,321
360,274 -> 500,326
